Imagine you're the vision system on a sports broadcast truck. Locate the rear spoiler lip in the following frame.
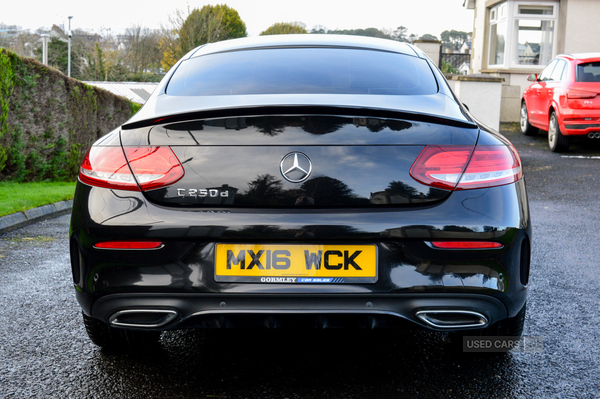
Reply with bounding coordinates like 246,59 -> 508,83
122,105 -> 478,131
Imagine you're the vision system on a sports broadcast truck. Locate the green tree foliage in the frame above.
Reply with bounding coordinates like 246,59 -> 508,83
310,25 -> 328,34
392,26 -> 408,42
420,34 -> 439,41
441,60 -> 457,74
178,5 -> 247,57
328,27 -> 391,40
33,37 -> 86,78
441,30 -> 469,51
260,22 -> 308,36
34,38 -> 67,72
0,49 -> 15,172
83,43 -> 106,81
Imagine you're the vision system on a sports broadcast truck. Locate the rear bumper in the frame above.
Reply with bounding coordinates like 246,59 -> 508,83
84,292 -> 508,332
70,179 -> 531,332
562,122 -> 600,136
559,109 -> 600,136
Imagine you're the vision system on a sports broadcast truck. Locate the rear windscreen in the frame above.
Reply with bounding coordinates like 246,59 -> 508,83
166,48 -> 438,96
577,62 -> 600,82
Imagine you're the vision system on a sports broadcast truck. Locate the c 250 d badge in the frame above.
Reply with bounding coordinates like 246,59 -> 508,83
177,188 -> 229,198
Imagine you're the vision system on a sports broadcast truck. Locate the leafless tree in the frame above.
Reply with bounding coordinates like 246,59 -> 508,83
122,25 -> 162,74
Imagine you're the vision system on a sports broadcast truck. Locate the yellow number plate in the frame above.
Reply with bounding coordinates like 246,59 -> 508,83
215,244 -> 377,284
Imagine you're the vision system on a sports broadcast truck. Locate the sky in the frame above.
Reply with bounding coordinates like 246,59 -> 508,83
2,0 -> 474,38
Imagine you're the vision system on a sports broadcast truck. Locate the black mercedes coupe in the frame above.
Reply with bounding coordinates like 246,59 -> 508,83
69,35 -> 530,351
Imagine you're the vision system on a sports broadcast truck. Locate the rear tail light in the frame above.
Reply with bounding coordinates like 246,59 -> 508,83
409,146 -> 473,190
430,241 -> 503,249
79,146 -> 184,191
94,241 -> 164,249
567,89 -> 598,99
564,117 -> 598,122
410,145 -> 522,191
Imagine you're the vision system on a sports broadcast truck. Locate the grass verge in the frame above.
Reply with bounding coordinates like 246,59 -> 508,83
0,182 -> 76,217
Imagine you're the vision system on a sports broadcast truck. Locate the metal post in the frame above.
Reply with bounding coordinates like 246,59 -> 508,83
41,34 -> 49,65
68,16 -> 73,77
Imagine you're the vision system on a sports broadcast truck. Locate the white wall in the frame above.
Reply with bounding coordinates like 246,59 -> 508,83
413,40 -> 442,66
563,0 -> 600,54
450,76 -> 504,131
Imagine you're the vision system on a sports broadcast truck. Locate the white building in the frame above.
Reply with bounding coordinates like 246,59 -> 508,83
463,0 -> 600,121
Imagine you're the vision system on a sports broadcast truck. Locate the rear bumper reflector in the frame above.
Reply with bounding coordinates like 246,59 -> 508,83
94,241 -> 164,250
429,241 -> 503,249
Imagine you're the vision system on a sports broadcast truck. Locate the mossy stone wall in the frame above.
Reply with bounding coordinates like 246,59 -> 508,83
0,48 -> 140,181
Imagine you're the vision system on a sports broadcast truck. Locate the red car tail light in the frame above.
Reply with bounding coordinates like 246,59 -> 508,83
410,145 -> 522,191
94,241 -> 164,249
455,145 -> 522,190
567,89 -> 598,99
80,147 -> 139,191
122,147 -> 185,191
409,146 -> 473,190
79,146 -> 184,191
430,241 -> 503,249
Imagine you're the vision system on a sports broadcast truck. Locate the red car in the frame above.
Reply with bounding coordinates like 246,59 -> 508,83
520,53 -> 600,152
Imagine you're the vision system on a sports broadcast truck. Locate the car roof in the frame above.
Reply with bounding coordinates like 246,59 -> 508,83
557,53 -> 600,62
185,34 -> 422,60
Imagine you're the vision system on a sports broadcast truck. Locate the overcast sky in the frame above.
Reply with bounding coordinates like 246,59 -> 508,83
2,0 -> 474,38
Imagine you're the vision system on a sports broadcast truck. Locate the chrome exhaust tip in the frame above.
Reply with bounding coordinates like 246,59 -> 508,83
415,310 -> 488,329
588,132 -> 600,139
109,309 -> 178,328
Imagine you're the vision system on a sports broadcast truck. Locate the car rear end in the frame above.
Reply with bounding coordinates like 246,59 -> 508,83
561,55 -> 600,137
69,36 -> 530,348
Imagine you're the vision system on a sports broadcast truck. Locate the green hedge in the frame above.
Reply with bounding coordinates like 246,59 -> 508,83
0,48 -> 139,182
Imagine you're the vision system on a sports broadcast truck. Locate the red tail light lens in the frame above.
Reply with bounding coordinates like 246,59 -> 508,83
80,147 -> 139,191
430,241 -> 503,249
79,146 -> 184,191
94,241 -> 164,249
567,89 -> 598,99
456,145 -> 522,190
409,146 -> 473,190
123,147 -> 185,191
410,145 -> 522,191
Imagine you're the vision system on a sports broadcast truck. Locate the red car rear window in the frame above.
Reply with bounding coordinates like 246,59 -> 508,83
576,62 -> 600,82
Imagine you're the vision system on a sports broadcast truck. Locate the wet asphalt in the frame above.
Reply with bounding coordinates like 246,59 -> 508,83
1,124 -> 600,398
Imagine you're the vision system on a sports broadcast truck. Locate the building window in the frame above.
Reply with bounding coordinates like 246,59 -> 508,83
514,4 -> 556,66
489,3 -> 508,66
488,1 -> 558,69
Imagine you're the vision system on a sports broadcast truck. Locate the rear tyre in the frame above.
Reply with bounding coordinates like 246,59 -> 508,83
548,111 -> 570,152
448,303 -> 526,354
82,312 -> 161,350
520,102 -> 538,136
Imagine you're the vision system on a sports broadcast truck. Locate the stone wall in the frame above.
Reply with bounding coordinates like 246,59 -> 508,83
0,48 -> 139,181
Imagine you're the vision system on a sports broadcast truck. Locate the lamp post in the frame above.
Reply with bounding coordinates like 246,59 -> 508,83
68,16 -> 73,77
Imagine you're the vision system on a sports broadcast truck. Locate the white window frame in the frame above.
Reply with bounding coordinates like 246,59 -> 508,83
488,2 -> 508,68
510,1 -> 559,69
487,0 -> 559,70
